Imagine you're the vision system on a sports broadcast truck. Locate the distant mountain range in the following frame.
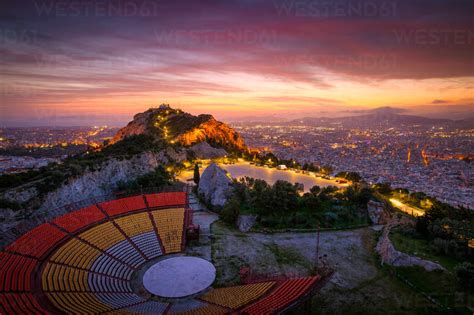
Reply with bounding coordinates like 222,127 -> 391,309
237,107 -> 474,129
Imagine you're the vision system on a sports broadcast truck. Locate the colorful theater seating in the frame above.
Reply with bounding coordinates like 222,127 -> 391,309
52,205 -> 105,233
0,252 -> 37,291
199,281 -> 276,310
105,238 -> 145,268
78,222 -> 127,252
5,223 -> 67,258
50,238 -> 102,270
130,231 -> 163,259
152,208 -> 185,253
174,303 -> 228,315
114,212 -> 154,237
145,192 -> 186,208
242,277 -> 320,315
0,293 -> 48,315
100,195 -> 146,217
117,300 -> 169,314
1,191 -> 320,314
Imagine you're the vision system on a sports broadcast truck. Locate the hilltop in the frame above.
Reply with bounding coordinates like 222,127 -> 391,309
111,105 -> 248,154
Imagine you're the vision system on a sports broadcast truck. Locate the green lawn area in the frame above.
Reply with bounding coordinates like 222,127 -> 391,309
394,266 -> 473,313
389,230 -> 461,271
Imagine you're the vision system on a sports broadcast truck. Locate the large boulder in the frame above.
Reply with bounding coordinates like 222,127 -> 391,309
367,200 -> 388,224
189,142 -> 228,159
237,215 -> 257,232
198,163 -> 233,209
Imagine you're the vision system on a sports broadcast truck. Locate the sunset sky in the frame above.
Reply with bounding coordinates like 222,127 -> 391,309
1,0 -> 473,126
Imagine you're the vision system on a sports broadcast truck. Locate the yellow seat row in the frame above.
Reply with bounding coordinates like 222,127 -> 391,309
175,303 -> 227,315
42,263 -> 88,292
152,208 -> 185,253
114,212 -> 154,237
47,292 -> 111,314
78,222 -> 125,251
50,238 -> 102,269
199,282 -> 276,309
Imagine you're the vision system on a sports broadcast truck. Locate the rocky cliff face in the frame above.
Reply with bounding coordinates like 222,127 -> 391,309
39,148 -> 185,211
198,163 -> 234,209
175,116 -> 247,152
376,222 -> 445,272
111,105 -> 248,153
110,109 -> 156,144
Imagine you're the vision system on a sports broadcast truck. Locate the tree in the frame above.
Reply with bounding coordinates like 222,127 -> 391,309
221,197 -> 241,225
193,164 -> 200,185
320,165 -> 333,175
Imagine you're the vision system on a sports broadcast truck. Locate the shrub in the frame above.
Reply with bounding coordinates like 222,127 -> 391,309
221,197 -> 240,225
454,262 -> 474,291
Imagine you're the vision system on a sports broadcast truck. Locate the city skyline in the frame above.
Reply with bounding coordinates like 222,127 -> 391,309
1,0 -> 473,126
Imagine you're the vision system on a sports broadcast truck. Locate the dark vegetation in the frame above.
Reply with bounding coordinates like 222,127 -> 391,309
222,177 -> 372,229
0,144 -> 89,158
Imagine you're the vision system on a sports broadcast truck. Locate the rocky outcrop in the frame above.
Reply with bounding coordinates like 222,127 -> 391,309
237,215 -> 257,232
188,142 -> 228,159
110,109 -> 156,144
3,186 -> 38,204
376,223 -> 445,272
198,163 -> 233,209
367,200 -> 388,225
175,116 -> 247,152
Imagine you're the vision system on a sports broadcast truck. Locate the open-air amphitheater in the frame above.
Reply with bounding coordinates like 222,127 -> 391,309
0,190 -> 323,314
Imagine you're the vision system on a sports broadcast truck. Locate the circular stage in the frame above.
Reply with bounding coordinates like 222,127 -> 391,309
143,257 -> 216,298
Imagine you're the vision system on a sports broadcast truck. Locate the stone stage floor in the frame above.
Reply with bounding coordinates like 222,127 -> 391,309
143,256 -> 216,298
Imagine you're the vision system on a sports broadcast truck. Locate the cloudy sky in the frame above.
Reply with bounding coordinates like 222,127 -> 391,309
1,0 -> 473,126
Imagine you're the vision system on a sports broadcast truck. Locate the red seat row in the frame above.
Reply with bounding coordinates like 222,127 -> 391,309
52,205 -> 106,233
0,293 -> 48,315
242,277 -> 320,315
0,252 -> 37,291
99,196 -> 146,217
5,223 -> 67,258
145,192 -> 186,208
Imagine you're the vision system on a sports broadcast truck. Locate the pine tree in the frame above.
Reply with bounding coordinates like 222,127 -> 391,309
193,164 -> 200,185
